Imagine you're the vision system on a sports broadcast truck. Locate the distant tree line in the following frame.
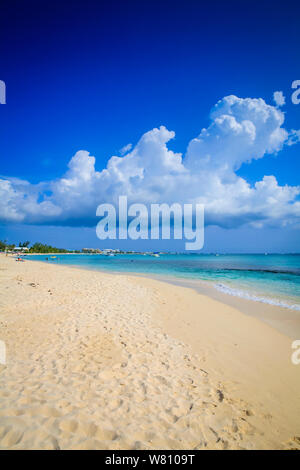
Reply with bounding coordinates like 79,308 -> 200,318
0,240 -> 74,253
28,243 -> 69,253
19,241 -> 30,248
0,240 -> 14,251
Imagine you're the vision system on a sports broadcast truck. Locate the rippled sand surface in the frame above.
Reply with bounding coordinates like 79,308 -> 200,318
0,255 -> 299,449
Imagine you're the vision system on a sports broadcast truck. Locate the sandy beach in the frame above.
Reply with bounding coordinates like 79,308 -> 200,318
0,254 -> 299,450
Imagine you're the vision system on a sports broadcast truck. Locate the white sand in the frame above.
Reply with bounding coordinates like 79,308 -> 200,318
0,255 -> 299,450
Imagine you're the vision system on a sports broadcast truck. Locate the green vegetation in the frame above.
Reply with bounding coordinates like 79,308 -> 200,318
0,240 -> 15,251
0,240 -> 71,253
29,243 -> 69,253
19,241 -> 30,248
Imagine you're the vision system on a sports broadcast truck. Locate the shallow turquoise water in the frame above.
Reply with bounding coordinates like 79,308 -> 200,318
26,253 -> 300,310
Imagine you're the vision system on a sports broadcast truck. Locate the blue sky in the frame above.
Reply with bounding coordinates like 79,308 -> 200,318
0,0 -> 300,252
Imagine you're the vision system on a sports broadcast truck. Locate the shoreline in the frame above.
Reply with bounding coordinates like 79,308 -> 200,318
132,273 -> 300,340
1,254 -> 300,449
25,255 -> 300,339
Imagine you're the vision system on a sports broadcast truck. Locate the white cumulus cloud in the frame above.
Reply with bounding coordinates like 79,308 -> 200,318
119,143 -> 133,155
273,91 -> 286,107
0,95 -> 299,229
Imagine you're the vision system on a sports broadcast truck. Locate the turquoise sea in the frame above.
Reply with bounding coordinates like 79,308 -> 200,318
26,253 -> 300,311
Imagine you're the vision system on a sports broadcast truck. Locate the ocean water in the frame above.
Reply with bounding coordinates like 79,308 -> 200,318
26,253 -> 300,311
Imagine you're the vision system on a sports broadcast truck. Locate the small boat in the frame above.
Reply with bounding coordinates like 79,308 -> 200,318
50,256 -> 57,259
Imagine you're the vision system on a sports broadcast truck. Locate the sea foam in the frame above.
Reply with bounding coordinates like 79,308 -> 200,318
214,283 -> 300,311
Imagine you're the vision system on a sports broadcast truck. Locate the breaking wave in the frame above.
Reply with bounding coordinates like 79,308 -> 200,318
214,283 -> 300,311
